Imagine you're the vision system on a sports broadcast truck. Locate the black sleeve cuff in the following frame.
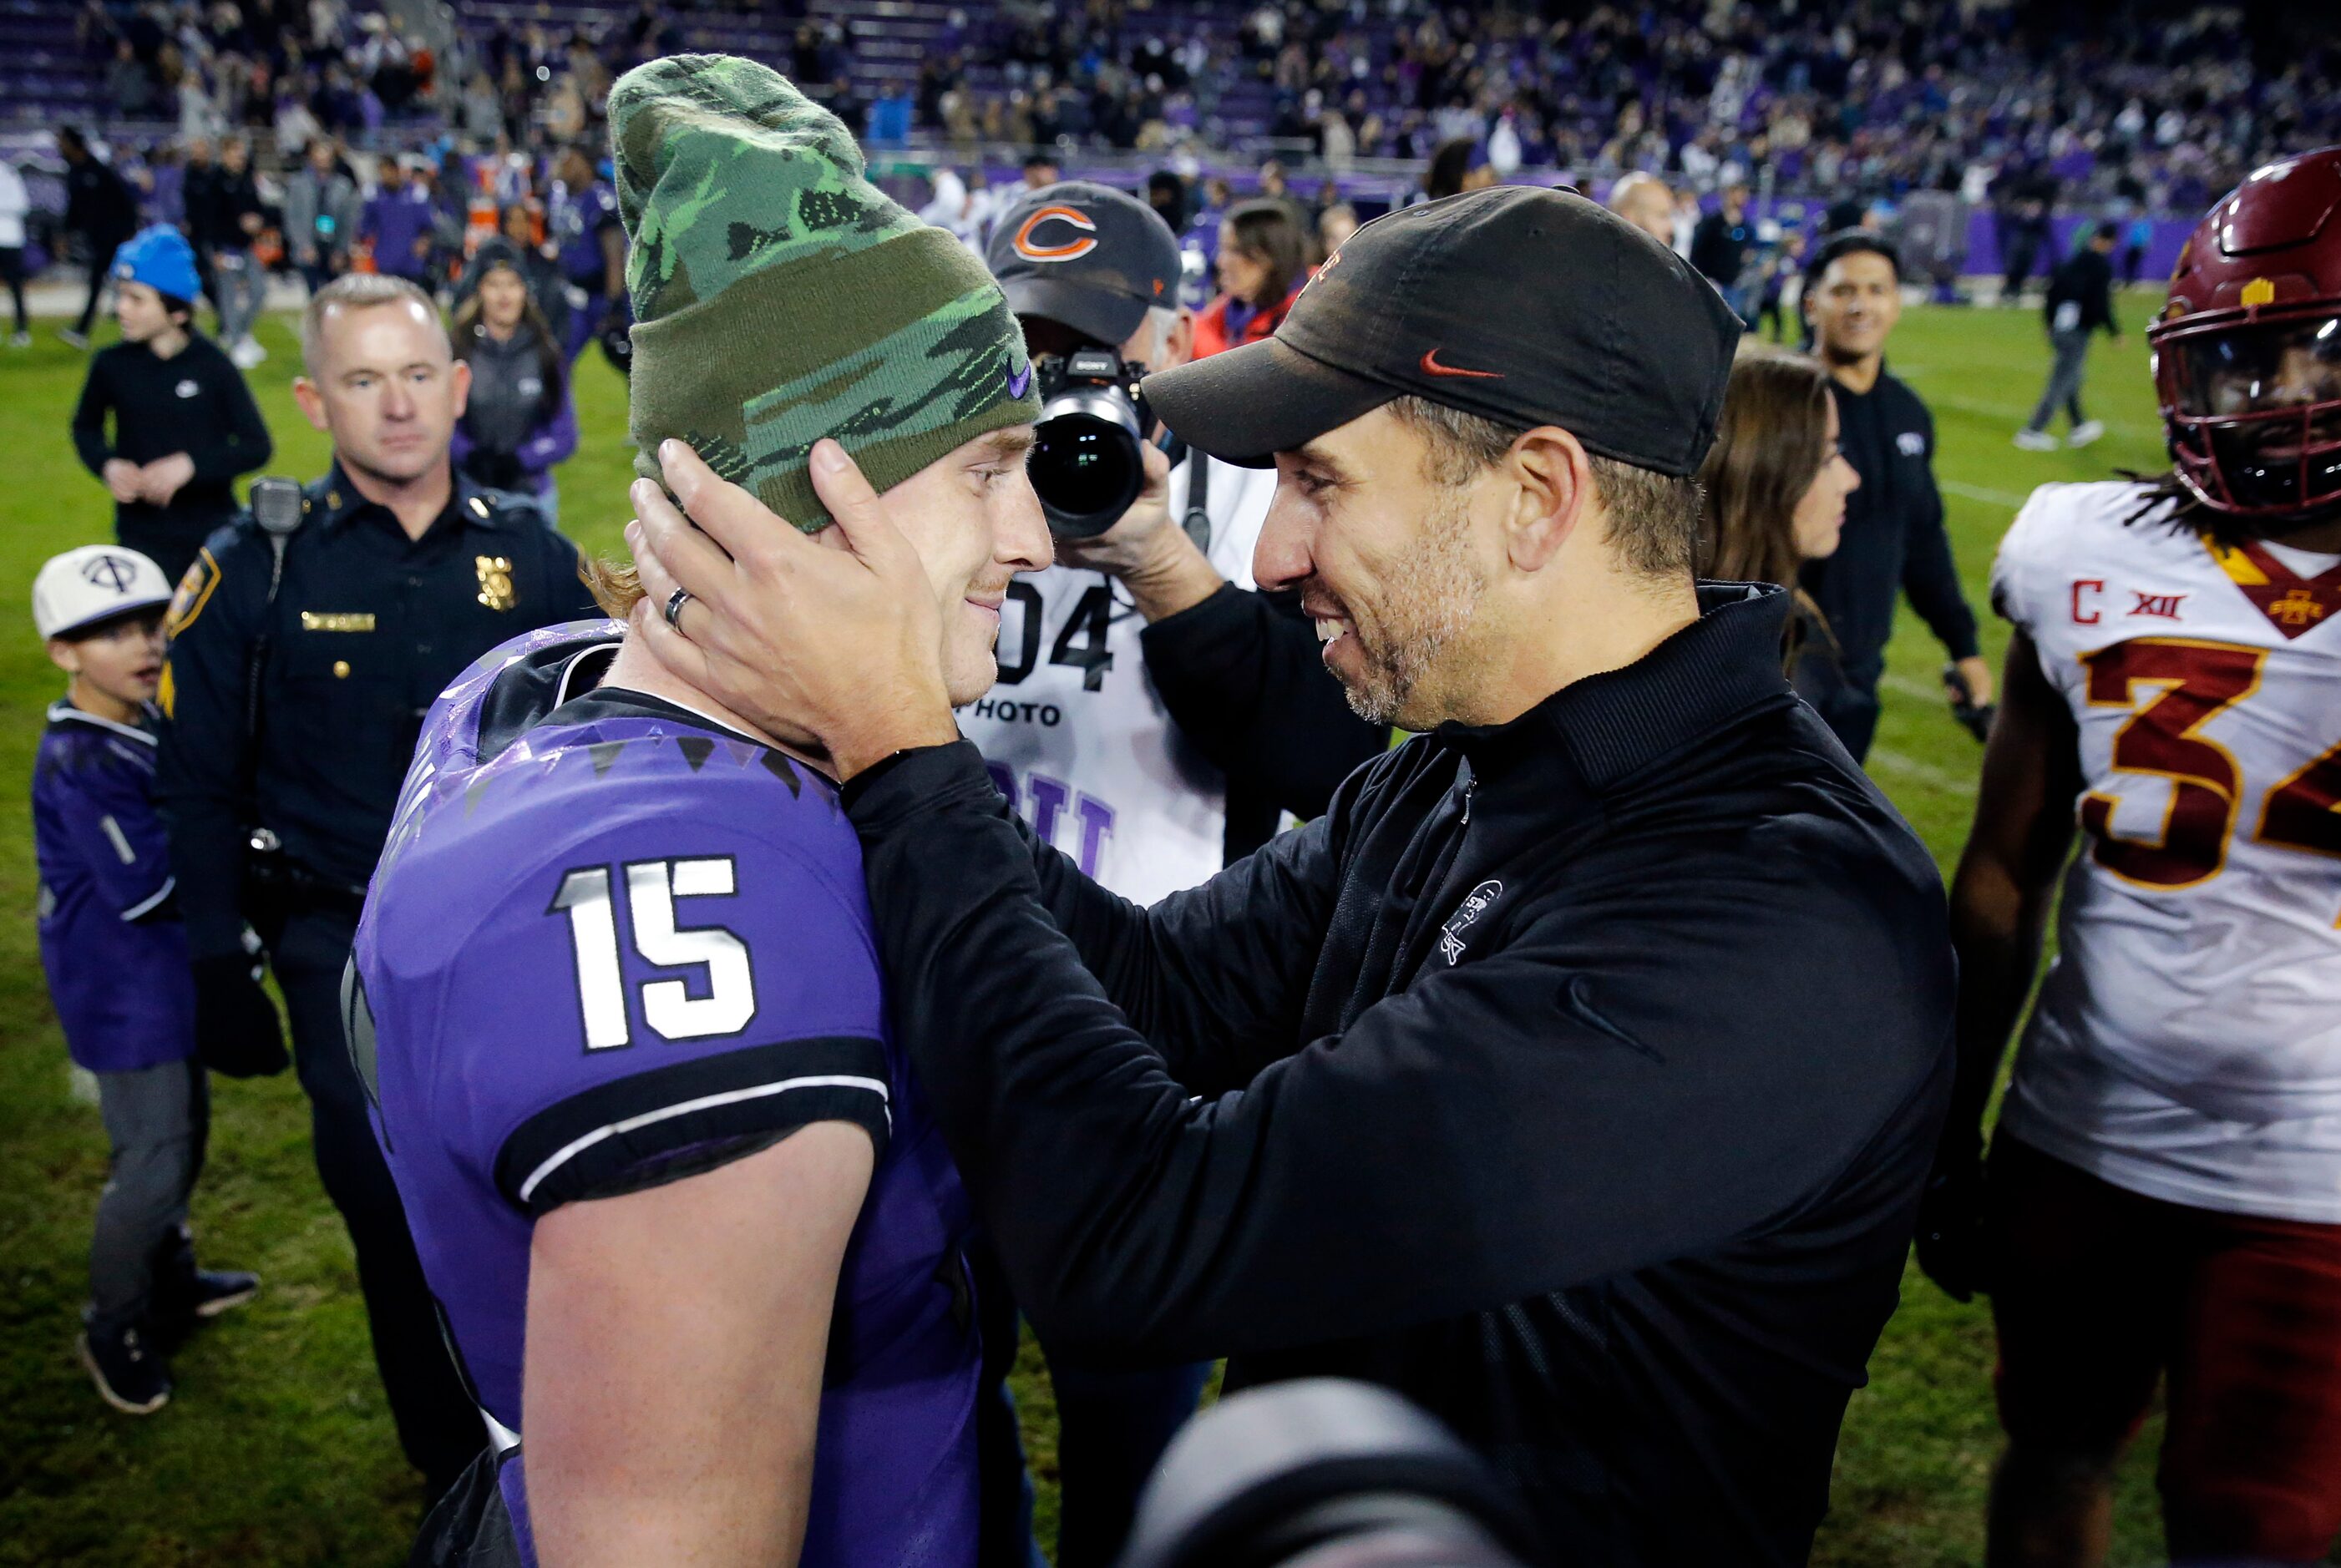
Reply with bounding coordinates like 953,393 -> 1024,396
1138,581 -> 1247,645
494,1035 -> 892,1215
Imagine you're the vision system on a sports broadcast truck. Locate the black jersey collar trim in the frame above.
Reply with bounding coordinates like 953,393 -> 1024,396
560,684 -> 768,751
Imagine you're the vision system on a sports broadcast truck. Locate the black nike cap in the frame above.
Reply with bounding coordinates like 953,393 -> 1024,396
1143,185 -> 1741,476
986,181 -> 1183,349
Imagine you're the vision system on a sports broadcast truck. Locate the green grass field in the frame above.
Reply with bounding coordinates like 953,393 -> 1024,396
0,296 -> 2183,1565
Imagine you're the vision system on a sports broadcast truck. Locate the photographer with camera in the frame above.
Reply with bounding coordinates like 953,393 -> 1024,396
970,180 -> 1386,1566
975,182 -> 1386,895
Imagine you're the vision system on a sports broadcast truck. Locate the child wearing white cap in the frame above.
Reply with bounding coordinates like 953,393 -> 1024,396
31,544 -> 261,1415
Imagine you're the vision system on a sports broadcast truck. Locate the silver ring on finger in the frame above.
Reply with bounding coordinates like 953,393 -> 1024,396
663,585 -> 693,633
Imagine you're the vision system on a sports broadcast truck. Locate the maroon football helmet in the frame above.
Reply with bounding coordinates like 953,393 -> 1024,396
2150,145 -> 2341,525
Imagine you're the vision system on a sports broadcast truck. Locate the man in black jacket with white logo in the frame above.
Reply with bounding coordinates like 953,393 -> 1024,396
624,187 -> 1956,1566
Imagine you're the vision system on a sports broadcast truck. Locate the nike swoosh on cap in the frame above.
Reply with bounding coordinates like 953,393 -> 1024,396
1420,347 -> 1504,379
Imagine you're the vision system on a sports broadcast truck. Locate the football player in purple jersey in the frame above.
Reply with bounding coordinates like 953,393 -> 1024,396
351,58 -> 1044,1568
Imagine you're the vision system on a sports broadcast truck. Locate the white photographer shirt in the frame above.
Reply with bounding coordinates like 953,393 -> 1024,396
961,453 -> 1279,905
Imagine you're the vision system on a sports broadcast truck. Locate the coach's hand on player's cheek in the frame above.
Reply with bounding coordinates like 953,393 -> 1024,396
628,438 -> 959,778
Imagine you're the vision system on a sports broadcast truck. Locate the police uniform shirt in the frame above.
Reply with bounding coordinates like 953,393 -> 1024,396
155,469 -> 600,959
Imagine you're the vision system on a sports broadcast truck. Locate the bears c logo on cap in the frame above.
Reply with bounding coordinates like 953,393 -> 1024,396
1011,205 -> 1099,263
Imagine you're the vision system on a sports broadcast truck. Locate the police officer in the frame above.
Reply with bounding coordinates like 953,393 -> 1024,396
155,272 -> 599,1502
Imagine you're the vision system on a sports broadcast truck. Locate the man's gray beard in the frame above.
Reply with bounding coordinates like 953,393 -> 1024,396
1341,488 -> 1486,727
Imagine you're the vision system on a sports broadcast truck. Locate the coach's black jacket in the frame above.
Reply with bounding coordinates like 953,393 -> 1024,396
844,581 -> 1954,1565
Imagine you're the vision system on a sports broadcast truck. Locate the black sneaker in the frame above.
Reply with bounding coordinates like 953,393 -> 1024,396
152,1267 -> 261,1343
184,1270 -> 259,1319
79,1323 -> 171,1414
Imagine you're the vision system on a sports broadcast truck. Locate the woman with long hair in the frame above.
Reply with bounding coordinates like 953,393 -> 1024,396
1695,348 -> 1862,695
449,237 -> 578,527
1193,198 -> 1308,358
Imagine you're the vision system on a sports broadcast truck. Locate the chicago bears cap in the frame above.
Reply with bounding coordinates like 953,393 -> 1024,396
986,181 -> 1184,348
34,545 -> 173,640
1143,185 -> 1741,476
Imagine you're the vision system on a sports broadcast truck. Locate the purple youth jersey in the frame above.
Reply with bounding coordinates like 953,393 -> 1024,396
33,701 -> 195,1073
548,177 -> 620,286
353,624 -> 980,1568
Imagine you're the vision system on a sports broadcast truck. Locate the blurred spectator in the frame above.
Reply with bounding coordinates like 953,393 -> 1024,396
1145,169 -> 1189,234
545,144 -> 624,363
493,204 -> 572,348
1752,231 -> 1806,344
358,156 -> 434,286
1695,348 -> 1862,701
1691,184 -> 1756,319
1317,201 -> 1358,256
1418,137 -> 1474,204
1193,197 -> 1305,358
1996,165 -> 2059,301
1671,187 -> 1702,258
1607,173 -> 1676,248
185,134 -> 266,368
107,40 -> 155,122
2015,223 -> 2121,451
283,138 -> 358,292
2121,212 -> 2155,285
0,154 -> 28,346
57,127 -> 141,350
448,239 -> 577,525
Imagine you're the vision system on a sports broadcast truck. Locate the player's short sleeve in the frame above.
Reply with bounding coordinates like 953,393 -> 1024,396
427,817 -> 894,1216
1990,483 -> 2065,635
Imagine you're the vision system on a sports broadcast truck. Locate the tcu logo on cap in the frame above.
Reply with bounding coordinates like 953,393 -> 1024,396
82,553 -> 139,593
1011,205 -> 1099,263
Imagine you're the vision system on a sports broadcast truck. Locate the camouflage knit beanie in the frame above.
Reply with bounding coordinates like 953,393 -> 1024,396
610,54 -> 1038,531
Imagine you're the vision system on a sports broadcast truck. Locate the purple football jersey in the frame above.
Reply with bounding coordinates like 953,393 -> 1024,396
547,177 -> 621,286
354,624 -> 980,1568
32,701 -> 196,1073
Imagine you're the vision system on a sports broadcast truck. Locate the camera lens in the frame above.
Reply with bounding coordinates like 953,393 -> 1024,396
1030,409 -> 1144,538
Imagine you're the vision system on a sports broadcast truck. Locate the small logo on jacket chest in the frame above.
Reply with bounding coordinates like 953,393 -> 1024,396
175,378 -> 200,399
476,555 -> 516,611
1437,880 -> 1503,965
1896,431 -> 1926,458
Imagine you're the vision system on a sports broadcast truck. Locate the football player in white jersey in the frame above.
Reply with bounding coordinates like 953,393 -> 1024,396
964,181 -> 1386,1567
1922,145 -> 2341,1568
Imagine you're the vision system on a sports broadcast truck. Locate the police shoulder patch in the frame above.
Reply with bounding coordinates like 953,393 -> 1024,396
164,548 -> 222,640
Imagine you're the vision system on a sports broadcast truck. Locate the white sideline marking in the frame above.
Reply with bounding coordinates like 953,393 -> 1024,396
1941,479 -> 2031,509
1868,746 -> 1980,799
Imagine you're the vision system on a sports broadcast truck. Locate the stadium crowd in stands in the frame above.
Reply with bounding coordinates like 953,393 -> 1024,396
12,0 -> 2335,270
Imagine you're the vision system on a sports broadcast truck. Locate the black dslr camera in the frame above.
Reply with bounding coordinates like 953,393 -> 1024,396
1120,1379 -> 1545,1568
1028,347 -> 1156,539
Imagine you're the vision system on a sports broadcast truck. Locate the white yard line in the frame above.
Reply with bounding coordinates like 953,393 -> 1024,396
1868,746 -> 1980,799
1940,479 -> 2032,509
